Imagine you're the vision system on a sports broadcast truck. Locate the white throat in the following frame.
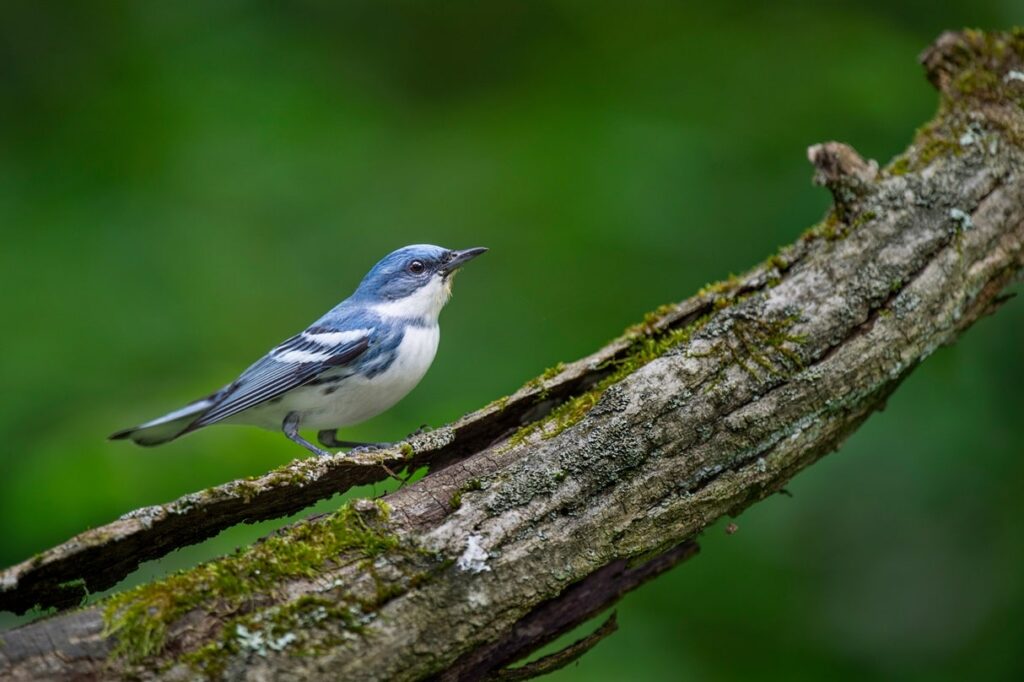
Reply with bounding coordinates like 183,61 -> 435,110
371,274 -> 452,322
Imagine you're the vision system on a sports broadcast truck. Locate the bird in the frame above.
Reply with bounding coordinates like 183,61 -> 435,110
110,244 -> 487,457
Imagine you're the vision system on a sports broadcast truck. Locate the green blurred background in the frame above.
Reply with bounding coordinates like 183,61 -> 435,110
2,1 -> 1022,679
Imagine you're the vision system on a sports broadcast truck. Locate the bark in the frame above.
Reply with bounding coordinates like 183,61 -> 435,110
2,29 -> 1023,682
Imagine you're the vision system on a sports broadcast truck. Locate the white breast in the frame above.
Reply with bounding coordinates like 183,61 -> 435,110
240,324 -> 441,431
368,324 -> 441,409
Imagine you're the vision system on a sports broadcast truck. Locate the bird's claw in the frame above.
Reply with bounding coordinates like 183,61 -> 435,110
405,424 -> 430,439
347,442 -> 390,455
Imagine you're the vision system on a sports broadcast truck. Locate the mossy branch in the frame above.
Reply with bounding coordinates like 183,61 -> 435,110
2,29 -> 1023,682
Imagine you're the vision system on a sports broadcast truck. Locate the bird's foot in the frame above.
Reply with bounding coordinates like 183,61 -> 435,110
317,429 -> 392,453
405,424 -> 431,439
347,442 -> 391,455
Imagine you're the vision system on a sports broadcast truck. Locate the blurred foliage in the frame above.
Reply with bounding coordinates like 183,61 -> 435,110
1,1 -> 1022,679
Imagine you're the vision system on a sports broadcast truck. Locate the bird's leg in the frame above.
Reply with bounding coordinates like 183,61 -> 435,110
317,429 -> 390,451
283,412 -> 333,457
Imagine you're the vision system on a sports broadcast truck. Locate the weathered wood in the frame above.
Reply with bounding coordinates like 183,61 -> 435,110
437,541 -> 700,681
1,29 -> 1022,682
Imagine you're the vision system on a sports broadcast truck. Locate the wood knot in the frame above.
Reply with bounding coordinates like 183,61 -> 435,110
807,142 -> 878,216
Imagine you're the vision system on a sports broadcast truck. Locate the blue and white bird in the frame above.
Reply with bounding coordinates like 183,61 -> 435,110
110,245 -> 487,457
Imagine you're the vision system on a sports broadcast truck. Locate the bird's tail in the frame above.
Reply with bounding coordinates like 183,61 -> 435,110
109,395 -> 217,447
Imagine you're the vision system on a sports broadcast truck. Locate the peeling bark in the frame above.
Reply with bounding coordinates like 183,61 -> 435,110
1,29 -> 1023,682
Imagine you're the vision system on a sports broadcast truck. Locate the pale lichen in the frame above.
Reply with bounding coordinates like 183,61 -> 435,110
455,535 -> 492,574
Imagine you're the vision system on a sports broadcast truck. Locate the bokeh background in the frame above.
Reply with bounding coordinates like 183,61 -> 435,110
2,1 -> 1022,679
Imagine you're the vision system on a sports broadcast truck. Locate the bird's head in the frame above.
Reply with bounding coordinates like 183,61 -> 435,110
354,244 -> 487,321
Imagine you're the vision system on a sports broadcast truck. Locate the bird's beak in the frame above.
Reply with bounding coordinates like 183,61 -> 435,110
442,247 -> 488,277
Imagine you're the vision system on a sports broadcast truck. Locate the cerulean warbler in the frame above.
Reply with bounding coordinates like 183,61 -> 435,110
110,244 -> 487,457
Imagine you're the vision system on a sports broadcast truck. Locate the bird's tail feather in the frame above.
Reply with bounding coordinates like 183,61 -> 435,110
109,396 -> 217,447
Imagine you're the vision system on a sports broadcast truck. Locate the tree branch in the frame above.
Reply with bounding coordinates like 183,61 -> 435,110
2,28 -> 1023,682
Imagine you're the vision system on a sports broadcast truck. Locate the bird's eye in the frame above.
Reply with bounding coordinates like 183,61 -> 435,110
408,260 -> 426,275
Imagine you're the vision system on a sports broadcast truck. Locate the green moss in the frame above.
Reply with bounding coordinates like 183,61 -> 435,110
449,479 -> 484,509
802,206 -> 878,243
399,442 -> 414,459
506,315 -> 712,448
522,362 -> 570,399
103,499 -> 397,664
884,136 -> 957,176
883,111 -> 965,177
485,395 -> 510,413
767,253 -> 788,271
234,480 -> 261,503
954,64 -> 1001,97
697,275 -> 740,298
850,210 -> 877,228
736,315 -> 806,376
624,303 -> 679,337
688,312 -> 806,392
821,212 -> 842,240
920,135 -> 961,165
801,211 -> 844,242
179,640 -> 231,679
888,155 -> 912,176
760,246 -> 799,281
540,362 -> 567,380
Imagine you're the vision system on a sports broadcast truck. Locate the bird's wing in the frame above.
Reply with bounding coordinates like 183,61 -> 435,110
187,330 -> 371,429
